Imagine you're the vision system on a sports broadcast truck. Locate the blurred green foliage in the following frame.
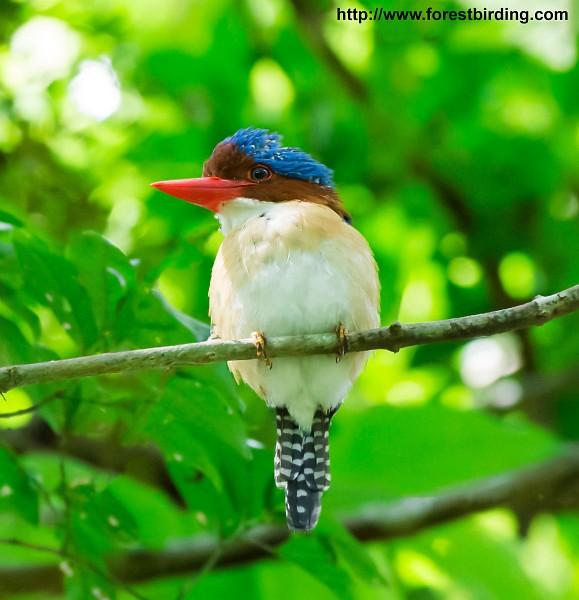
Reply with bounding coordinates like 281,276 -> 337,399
0,0 -> 577,598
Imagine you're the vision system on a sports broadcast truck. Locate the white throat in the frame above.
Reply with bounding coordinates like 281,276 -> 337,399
216,198 -> 278,235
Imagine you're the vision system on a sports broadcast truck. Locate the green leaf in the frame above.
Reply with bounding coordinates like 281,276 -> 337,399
0,316 -> 31,364
67,483 -> 139,567
318,518 -> 389,587
0,281 -> 41,339
151,376 -> 249,461
65,564 -> 117,600
66,231 -> 137,344
146,376 -> 251,532
279,534 -> 355,598
13,231 -> 98,350
0,209 -> 23,229
154,290 -> 211,341
131,290 -> 209,348
0,446 -> 39,523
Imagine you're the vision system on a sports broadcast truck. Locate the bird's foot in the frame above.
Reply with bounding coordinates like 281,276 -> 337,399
251,331 -> 272,370
335,322 -> 349,363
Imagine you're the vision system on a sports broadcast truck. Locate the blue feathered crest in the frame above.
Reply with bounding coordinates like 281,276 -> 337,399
224,128 -> 334,188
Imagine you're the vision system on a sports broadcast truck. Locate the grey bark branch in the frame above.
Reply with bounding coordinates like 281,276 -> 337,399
0,284 -> 578,394
3,447 -> 579,596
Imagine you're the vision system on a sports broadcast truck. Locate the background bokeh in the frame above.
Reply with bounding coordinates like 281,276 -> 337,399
0,0 -> 578,598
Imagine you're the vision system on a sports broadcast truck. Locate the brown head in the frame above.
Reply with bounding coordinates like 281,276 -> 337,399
151,128 -> 350,222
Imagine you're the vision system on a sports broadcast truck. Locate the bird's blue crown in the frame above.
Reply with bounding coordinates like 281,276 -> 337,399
224,128 -> 334,188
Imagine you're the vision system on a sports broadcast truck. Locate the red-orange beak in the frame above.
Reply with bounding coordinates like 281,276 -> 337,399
150,177 -> 254,212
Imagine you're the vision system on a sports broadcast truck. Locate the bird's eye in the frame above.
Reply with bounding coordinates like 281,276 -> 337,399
249,165 -> 271,182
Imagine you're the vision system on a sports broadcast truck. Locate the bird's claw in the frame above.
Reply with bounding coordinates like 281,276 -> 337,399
252,331 -> 272,369
335,323 -> 349,363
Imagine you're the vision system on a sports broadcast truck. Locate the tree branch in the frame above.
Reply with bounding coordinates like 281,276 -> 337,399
0,285 -> 577,394
3,447 -> 579,595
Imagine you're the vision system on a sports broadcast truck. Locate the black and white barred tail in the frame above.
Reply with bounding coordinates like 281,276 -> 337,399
274,406 -> 337,531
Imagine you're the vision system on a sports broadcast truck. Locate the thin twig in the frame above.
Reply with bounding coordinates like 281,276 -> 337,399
0,395 -> 59,418
0,537 -> 63,557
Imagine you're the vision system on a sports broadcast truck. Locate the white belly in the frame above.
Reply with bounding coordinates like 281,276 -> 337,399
209,199 -> 380,430
230,247 -> 356,335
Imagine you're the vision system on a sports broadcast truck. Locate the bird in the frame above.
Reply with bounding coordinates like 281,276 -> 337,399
151,128 -> 380,531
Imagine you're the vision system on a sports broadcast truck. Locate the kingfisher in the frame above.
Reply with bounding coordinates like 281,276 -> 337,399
151,128 -> 380,531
